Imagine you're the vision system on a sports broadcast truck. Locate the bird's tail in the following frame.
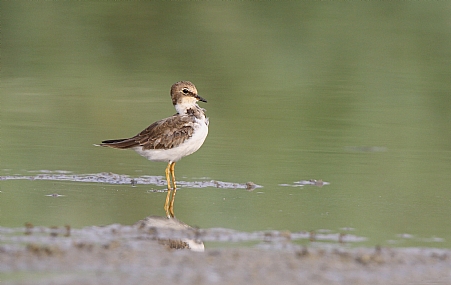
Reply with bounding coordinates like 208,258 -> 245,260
95,138 -> 138,149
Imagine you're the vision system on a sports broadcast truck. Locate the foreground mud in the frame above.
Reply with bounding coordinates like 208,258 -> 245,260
1,216 -> 449,285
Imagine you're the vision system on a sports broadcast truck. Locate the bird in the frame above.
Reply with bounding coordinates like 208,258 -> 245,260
98,81 -> 209,218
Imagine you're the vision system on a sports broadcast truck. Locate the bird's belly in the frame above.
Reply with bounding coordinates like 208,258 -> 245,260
133,121 -> 208,162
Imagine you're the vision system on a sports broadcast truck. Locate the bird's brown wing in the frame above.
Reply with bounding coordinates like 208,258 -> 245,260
100,115 -> 195,150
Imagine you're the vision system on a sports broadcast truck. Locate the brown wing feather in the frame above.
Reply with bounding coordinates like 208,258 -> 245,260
100,115 -> 195,150
100,138 -> 139,149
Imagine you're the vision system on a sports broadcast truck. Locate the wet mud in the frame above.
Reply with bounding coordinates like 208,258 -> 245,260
0,172 -> 262,190
1,216 -> 449,285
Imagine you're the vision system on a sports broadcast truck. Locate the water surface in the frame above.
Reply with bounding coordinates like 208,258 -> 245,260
1,2 -> 451,247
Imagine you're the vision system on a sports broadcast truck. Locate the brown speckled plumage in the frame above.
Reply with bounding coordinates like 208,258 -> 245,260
100,106 -> 205,150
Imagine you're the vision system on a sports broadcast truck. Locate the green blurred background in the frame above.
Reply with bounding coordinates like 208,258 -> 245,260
1,2 -> 451,247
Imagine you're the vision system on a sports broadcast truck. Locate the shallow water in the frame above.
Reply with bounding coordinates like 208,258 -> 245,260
1,2 -> 451,248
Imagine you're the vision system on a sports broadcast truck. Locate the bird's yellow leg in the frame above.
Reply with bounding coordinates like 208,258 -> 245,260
164,162 -> 173,218
168,162 -> 177,217
170,161 -> 177,190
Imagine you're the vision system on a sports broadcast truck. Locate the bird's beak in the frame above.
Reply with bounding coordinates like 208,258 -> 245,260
196,95 -> 207,103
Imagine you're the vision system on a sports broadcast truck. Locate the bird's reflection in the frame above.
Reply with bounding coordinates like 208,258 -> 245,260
164,186 -> 176,218
136,215 -> 204,252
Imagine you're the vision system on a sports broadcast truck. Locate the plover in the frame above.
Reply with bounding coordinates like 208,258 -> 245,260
98,81 -> 208,217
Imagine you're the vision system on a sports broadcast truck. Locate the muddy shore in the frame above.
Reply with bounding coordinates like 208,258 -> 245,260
1,217 -> 449,285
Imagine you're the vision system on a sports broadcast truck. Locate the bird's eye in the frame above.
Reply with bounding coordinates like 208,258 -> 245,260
182,88 -> 189,94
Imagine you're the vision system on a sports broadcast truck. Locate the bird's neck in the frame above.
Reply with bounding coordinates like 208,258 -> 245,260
175,103 -> 205,119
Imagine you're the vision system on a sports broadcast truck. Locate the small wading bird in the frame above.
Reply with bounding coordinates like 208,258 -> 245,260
97,81 -> 209,218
